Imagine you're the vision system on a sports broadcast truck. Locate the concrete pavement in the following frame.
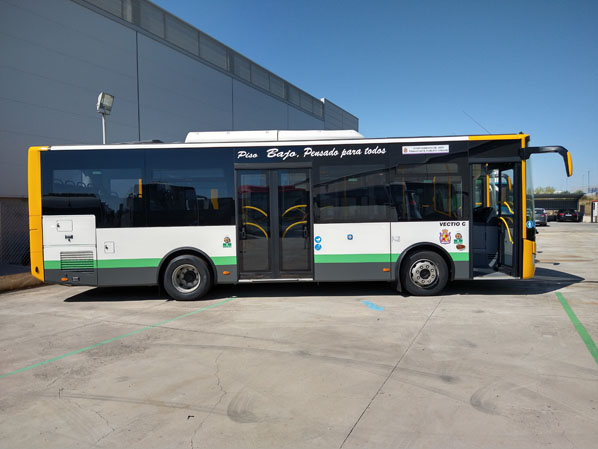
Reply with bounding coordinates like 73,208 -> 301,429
0,222 -> 596,448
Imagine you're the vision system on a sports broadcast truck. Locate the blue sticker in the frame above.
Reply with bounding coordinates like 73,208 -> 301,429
314,243 -> 322,251
526,220 -> 535,229
347,234 -> 353,240
314,236 -> 322,243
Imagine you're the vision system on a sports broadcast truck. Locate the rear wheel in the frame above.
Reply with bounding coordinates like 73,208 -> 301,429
401,250 -> 448,296
163,255 -> 211,300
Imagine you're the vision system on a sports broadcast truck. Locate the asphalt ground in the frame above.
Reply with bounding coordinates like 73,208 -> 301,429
0,222 -> 597,448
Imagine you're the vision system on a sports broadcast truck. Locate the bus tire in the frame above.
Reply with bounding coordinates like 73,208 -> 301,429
401,250 -> 448,296
163,255 -> 211,300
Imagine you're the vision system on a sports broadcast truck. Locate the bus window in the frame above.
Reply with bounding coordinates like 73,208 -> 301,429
314,164 -> 391,223
146,149 -> 235,226
41,150 -> 144,228
390,162 -> 465,221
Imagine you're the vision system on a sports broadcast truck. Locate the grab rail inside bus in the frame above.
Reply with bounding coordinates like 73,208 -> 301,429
242,205 -> 268,217
243,222 -> 268,239
502,201 -> 514,215
282,204 -> 307,217
498,216 -> 514,244
282,220 -> 307,238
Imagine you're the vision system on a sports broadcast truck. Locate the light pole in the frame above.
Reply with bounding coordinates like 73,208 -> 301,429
96,92 -> 114,144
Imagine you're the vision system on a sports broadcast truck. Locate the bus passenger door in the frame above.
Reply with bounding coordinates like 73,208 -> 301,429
472,163 -> 518,277
236,168 -> 312,280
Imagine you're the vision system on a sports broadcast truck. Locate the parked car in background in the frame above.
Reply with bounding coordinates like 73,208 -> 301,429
557,209 -> 580,222
534,208 -> 548,226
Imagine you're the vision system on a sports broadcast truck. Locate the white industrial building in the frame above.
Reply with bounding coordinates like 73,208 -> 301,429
0,0 -> 358,265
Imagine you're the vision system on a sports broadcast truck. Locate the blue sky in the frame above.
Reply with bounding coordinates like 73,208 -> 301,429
152,0 -> 597,192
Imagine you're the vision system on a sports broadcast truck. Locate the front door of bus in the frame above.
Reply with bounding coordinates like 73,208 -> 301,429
472,163 -> 518,276
236,168 -> 312,279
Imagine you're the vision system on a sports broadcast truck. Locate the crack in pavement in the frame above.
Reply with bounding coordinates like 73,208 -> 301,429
190,351 -> 227,449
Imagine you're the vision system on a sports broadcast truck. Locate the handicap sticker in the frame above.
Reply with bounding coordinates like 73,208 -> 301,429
315,243 -> 322,251
347,234 -> 353,240
526,220 -> 535,229
314,236 -> 322,243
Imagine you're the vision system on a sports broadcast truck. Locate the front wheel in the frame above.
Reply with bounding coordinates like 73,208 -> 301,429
163,255 -> 211,300
401,250 -> 448,296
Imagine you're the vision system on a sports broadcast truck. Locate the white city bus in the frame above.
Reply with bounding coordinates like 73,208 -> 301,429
28,130 -> 572,300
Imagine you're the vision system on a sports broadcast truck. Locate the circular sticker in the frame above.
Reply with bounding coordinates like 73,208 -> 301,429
314,243 -> 322,251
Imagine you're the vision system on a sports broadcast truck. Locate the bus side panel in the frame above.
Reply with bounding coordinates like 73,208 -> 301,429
95,226 -> 237,286
313,223 -> 391,281
391,221 -> 470,280
42,215 -> 98,286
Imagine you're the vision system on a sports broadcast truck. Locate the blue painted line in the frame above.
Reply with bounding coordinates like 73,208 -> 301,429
362,300 -> 384,311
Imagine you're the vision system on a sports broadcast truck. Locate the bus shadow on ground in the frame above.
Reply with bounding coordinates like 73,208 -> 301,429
64,282 -> 398,302
64,266 -> 583,303
446,267 -> 584,296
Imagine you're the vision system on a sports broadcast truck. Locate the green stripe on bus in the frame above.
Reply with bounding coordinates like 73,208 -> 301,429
315,252 -> 468,264
314,254 -> 391,264
45,256 -> 237,269
44,260 -> 62,270
97,258 -> 161,269
450,252 -> 470,262
212,256 -> 237,266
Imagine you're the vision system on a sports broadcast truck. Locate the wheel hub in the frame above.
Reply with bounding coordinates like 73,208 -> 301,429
409,259 -> 438,287
172,264 -> 201,293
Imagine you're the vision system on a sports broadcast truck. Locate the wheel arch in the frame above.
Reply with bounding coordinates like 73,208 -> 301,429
157,247 -> 217,288
394,243 -> 455,292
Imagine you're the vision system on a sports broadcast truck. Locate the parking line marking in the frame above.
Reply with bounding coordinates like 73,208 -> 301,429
0,297 -> 237,380
556,292 -> 598,366
362,300 -> 384,311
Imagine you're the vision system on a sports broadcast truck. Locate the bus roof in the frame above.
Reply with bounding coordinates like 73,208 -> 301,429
46,132 -> 528,151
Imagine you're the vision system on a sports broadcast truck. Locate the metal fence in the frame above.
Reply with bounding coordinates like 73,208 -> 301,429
0,199 -> 30,267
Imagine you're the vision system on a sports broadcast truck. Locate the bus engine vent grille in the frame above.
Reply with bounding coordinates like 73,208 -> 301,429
60,251 -> 94,271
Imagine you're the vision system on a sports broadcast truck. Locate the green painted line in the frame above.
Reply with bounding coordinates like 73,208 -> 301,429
450,252 -> 470,262
212,256 -> 237,266
314,253 -> 391,264
556,292 -> 598,366
0,297 -> 237,380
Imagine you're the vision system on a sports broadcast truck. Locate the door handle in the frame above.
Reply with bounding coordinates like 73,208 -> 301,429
303,225 -> 308,239
240,226 -> 247,240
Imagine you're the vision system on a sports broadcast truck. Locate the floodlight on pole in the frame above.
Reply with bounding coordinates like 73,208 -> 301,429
96,92 -> 114,144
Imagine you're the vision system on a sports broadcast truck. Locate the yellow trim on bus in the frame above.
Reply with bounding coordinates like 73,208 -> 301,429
566,151 -> 573,177
469,134 -> 529,142
28,146 -> 48,282
521,157 -> 535,279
